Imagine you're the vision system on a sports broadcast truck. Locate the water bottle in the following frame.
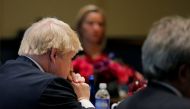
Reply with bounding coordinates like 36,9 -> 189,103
89,75 -> 95,105
95,83 -> 110,109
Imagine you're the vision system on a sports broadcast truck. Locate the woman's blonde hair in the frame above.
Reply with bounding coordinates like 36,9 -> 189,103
75,4 -> 105,37
18,17 -> 82,55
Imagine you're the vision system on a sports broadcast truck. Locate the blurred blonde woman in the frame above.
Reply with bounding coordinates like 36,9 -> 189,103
73,5 -> 145,101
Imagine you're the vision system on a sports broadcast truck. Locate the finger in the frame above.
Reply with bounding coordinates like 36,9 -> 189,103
79,77 -> 85,83
73,73 -> 81,83
75,73 -> 81,78
80,77 -> 85,83
71,82 -> 79,88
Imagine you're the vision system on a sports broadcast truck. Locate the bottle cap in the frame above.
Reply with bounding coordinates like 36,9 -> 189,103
89,75 -> 94,80
99,83 -> 107,89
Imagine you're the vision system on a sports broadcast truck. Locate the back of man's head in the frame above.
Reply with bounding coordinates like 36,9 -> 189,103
18,17 -> 82,56
142,16 -> 190,81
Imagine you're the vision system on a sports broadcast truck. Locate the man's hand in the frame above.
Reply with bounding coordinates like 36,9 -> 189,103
68,72 -> 90,100
71,82 -> 90,100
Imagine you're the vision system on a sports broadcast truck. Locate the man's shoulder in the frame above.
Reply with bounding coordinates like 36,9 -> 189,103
116,87 -> 190,109
0,59 -> 57,86
0,59 -> 37,71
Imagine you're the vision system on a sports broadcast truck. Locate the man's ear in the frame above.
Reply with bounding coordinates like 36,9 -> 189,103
178,64 -> 190,83
176,64 -> 190,97
49,48 -> 57,63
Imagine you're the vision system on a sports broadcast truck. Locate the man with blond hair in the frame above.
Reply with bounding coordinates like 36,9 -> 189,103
0,17 -> 94,109
117,16 -> 190,109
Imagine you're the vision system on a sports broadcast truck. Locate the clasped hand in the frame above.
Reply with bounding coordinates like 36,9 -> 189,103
68,72 -> 90,101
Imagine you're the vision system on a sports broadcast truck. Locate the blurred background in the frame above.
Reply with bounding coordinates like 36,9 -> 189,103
0,0 -> 190,72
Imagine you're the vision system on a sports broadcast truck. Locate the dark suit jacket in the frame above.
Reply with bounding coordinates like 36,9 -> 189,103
0,56 -> 94,109
116,81 -> 190,109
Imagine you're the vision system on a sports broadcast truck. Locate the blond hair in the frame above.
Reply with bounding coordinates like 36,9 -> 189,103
75,4 -> 105,37
18,17 -> 82,56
